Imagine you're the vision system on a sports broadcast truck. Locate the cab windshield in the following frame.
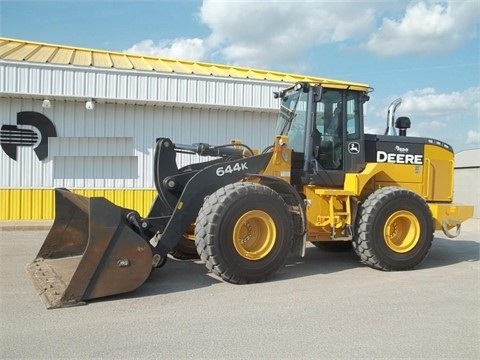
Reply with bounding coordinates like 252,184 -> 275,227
275,87 -> 309,152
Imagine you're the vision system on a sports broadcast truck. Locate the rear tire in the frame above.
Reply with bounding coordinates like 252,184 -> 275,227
195,182 -> 294,284
353,186 -> 433,271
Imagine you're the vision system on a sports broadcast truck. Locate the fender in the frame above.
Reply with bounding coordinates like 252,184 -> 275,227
254,174 -> 307,257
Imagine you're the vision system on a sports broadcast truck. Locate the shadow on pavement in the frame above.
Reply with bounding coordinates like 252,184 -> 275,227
419,236 -> 479,270
91,233 -> 479,305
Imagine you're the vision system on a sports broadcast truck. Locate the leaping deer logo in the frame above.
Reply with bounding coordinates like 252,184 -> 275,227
348,142 -> 360,154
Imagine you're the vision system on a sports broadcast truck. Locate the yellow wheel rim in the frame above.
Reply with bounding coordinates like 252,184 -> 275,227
184,224 -> 196,241
233,210 -> 276,260
384,210 -> 420,253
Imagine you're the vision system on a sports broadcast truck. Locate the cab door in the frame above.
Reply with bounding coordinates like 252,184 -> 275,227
342,91 -> 366,173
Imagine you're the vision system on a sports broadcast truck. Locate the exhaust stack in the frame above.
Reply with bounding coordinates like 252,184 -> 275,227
385,98 -> 402,136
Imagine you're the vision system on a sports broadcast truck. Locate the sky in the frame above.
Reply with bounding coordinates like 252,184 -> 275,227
1,0 -> 479,153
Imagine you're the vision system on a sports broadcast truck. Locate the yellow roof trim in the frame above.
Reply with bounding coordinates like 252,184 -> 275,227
49,48 -> 74,65
28,45 -> 56,62
110,53 -> 133,69
72,49 -> 92,66
0,37 -> 370,91
128,56 -> 154,71
92,52 -> 113,68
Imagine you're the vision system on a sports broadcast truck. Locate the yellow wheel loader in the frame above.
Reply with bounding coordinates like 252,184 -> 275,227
26,81 -> 474,308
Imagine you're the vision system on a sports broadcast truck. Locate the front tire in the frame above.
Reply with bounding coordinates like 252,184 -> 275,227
195,182 -> 294,284
353,187 -> 434,271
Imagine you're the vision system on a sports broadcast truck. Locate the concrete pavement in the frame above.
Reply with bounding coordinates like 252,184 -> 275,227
1,219 -> 479,359
0,220 -> 53,231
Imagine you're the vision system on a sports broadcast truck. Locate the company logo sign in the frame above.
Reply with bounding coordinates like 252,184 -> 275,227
376,151 -> 423,164
394,145 -> 409,153
348,142 -> 360,154
0,112 -> 57,161
376,144 -> 423,165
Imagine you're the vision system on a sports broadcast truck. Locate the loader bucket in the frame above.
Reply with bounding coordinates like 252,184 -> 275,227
25,189 -> 153,309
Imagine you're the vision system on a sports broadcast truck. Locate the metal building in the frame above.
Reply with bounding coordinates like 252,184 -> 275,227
454,149 -> 480,218
1,37 -> 367,220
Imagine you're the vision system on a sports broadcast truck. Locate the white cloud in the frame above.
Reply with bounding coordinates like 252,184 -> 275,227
412,119 -> 446,138
366,87 -> 479,149
467,130 -> 480,144
369,87 -> 480,121
199,0 -> 379,67
366,0 -> 480,56
383,86 -> 480,150
363,124 -> 383,134
124,38 -> 207,61
120,1 -> 479,153
125,1 -> 383,68
398,86 -> 480,117
124,1 -> 479,67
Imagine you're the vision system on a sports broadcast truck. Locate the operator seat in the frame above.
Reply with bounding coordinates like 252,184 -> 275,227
312,125 -> 322,159
317,110 -> 343,170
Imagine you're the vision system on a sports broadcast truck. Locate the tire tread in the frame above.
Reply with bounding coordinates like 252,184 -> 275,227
353,186 -> 434,271
195,182 -> 292,284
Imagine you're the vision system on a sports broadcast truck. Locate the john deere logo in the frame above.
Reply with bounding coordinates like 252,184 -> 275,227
348,142 -> 360,154
0,111 -> 57,161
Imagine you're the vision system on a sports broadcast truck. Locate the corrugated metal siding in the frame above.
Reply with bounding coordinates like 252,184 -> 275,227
0,189 -> 54,219
0,97 -> 278,190
1,61 -> 285,110
454,168 -> 480,218
2,37 -> 364,220
0,37 -> 370,90
49,137 -> 134,156
53,157 -> 138,187
0,98 -> 54,188
0,189 -> 157,220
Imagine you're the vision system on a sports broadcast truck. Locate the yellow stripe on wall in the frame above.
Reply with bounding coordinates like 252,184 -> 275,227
0,189 -> 157,220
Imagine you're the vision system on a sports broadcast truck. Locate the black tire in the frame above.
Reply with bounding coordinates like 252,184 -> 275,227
195,182 -> 294,284
170,225 -> 200,260
353,186 -> 434,271
311,241 -> 353,252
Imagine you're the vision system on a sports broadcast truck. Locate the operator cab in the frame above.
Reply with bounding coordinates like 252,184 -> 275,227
275,82 -> 369,187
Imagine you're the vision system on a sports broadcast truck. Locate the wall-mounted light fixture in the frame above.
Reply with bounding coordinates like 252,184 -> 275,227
85,99 -> 96,110
42,99 -> 52,108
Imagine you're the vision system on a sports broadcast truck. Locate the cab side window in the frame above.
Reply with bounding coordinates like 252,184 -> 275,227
314,90 -> 343,169
346,94 -> 360,140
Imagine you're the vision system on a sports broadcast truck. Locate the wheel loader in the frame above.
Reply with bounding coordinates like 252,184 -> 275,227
26,81 -> 474,308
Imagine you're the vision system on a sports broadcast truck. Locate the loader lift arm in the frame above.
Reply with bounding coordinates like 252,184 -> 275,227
131,138 -> 274,259
26,137 -> 274,308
